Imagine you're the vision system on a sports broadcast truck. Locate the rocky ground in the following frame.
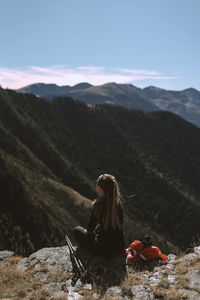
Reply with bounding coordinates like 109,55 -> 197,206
0,246 -> 199,300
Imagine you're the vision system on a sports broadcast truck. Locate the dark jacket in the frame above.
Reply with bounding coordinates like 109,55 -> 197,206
87,198 -> 125,258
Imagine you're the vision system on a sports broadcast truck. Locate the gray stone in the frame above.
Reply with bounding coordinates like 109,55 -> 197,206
130,285 -> 154,299
68,291 -> 82,300
65,280 -> 76,293
178,289 -> 200,300
0,250 -> 14,263
73,279 -> 82,290
84,284 -> 92,290
18,246 -> 72,273
44,282 -> 64,293
178,253 -> 198,263
139,274 -> 149,284
194,246 -> 200,255
106,286 -> 123,297
16,257 -> 29,271
167,254 -> 177,263
33,271 -> 48,281
167,274 -> 177,284
64,278 -> 83,293
34,263 -> 42,270
92,293 -> 101,299
148,271 -> 165,286
165,264 -> 175,271
30,258 -> 38,266
187,269 -> 200,292
50,291 -> 65,298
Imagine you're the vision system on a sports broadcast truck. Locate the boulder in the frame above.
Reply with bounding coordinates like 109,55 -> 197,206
167,254 -> 177,263
44,282 -> 64,293
17,246 -> 72,272
187,269 -> 200,292
105,286 -> 123,298
0,250 -> 14,263
194,246 -> 200,255
148,271 -> 165,286
68,291 -> 83,300
178,253 -> 198,264
178,289 -> 200,300
130,285 -> 154,299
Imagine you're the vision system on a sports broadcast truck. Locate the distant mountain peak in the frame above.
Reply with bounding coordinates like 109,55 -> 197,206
144,86 -> 164,91
73,82 -> 93,89
182,87 -> 199,93
16,82 -> 59,91
103,82 -> 119,87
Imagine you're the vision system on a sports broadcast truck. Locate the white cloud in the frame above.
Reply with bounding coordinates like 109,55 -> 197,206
0,65 -> 180,89
115,68 -> 161,76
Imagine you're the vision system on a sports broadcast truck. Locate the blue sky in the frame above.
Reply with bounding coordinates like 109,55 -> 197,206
0,0 -> 199,90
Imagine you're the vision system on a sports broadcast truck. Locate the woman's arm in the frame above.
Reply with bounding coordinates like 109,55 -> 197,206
87,210 -> 98,233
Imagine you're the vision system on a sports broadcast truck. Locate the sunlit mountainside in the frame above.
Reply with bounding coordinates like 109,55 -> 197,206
16,82 -> 200,127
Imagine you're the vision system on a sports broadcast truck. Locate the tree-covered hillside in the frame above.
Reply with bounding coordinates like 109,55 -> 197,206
0,87 -> 199,254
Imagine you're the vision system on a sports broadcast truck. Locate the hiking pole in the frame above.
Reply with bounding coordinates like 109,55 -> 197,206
65,235 -> 86,286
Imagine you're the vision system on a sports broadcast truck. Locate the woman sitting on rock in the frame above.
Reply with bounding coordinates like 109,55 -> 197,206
74,174 -> 125,259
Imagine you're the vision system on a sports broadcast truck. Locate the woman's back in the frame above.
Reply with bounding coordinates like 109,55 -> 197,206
88,200 -> 125,257
74,174 -> 125,258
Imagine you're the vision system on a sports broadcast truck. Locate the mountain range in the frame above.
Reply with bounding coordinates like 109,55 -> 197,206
0,86 -> 200,255
16,82 -> 200,127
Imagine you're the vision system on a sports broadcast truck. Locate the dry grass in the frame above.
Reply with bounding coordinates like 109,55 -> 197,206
49,294 -> 68,300
76,289 -> 98,300
119,268 -> 143,298
100,296 -> 123,300
0,258 -> 71,299
174,255 -> 200,290
0,257 -> 78,299
164,288 -> 188,300
153,287 -> 188,300
9,255 -> 23,265
175,274 -> 190,290
0,260 -> 42,299
157,278 -> 170,289
45,270 -> 71,283
29,289 -> 51,300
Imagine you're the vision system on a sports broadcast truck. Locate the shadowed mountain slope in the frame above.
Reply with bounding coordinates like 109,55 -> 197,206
0,87 -> 200,254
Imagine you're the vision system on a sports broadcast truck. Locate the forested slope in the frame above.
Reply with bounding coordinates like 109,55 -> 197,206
0,87 -> 199,254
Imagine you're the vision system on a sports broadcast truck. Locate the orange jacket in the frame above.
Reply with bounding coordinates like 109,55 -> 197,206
139,246 -> 168,261
126,240 -> 168,263
126,240 -> 143,263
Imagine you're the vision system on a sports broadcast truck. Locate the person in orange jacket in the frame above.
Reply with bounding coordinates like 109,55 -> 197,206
126,235 -> 168,265
125,240 -> 143,264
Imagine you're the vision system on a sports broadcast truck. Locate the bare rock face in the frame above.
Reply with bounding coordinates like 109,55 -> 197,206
167,254 -> 177,263
105,286 -> 123,299
17,246 -> 72,272
0,245 -> 197,299
130,285 -> 154,299
0,250 -> 14,263
178,289 -> 200,300
187,269 -> 200,292
178,253 -> 198,264
194,246 -> 200,255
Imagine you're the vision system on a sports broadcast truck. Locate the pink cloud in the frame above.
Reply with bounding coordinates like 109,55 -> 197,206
0,65 -> 180,89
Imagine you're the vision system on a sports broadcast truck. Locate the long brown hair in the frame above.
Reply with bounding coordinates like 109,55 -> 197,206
93,174 -> 121,230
